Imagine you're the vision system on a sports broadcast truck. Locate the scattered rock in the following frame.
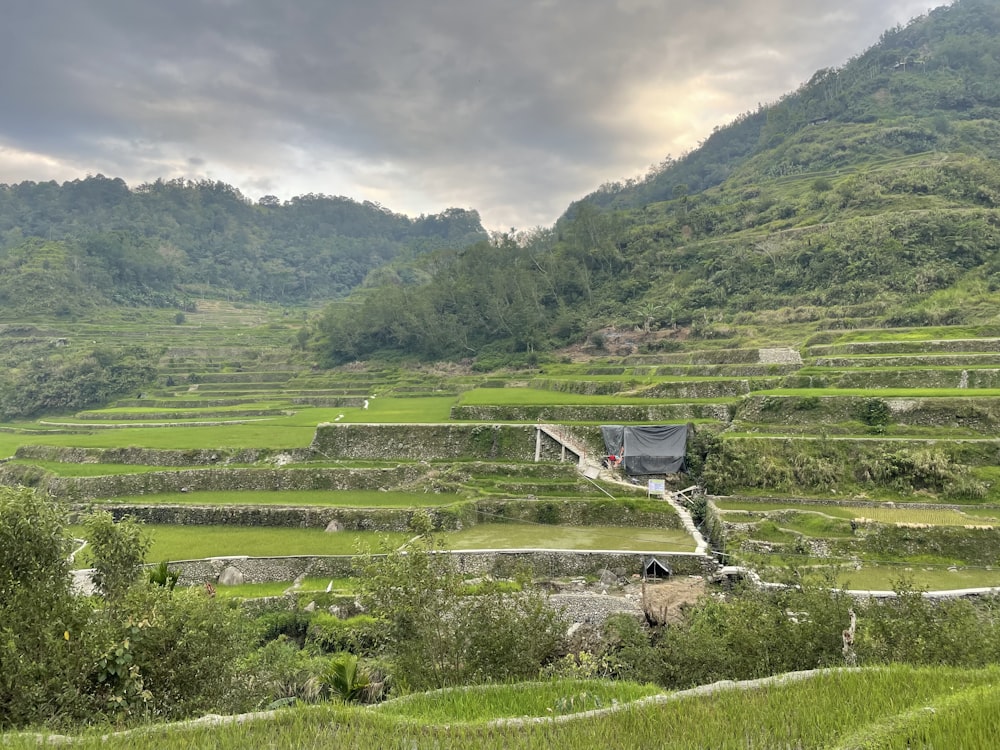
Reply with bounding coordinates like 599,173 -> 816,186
217,566 -> 244,586
325,520 -> 342,533
598,568 -> 619,587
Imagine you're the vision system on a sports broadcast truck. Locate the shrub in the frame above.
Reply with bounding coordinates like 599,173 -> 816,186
858,398 -> 892,431
356,522 -> 565,690
114,585 -> 252,719
306,613 -> 385,655
84,511 -> 151,603
321,653 -> 372,703
0,488 -> 92,728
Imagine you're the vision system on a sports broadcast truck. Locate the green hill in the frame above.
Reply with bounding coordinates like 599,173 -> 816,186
307,0 -> 1000,365
0,177 -> 486,312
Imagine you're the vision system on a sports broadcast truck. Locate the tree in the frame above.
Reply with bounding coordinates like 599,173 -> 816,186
84,511 -> 152,603
355,512 -> 565,690
0,488 -> 90,727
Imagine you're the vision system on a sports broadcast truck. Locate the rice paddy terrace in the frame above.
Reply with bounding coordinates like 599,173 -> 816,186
3,302 -> 1000,591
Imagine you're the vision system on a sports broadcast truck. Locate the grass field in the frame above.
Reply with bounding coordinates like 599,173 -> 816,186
0,398 -> 460,457
446,523 -> 695,552
69,525 -> 411,565
213,577 -> 356,598
70,522 -> 694,564
372,678 -> 663,722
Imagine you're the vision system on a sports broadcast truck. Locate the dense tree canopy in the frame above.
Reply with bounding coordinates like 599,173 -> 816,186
0,177 -> 486,308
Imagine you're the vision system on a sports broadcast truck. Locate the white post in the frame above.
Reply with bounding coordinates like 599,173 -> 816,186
535,427 -> 542,462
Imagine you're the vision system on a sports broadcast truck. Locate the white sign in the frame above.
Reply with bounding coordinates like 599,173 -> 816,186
648,479 -> 666,497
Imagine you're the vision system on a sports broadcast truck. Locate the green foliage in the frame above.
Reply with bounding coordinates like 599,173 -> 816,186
243,637 -> 325,705
0,489 -> 255,729
115,585 -> 251,719
858,398 -> 892,431
83,511 -> 152,603
583,578 -> 1000,692
321,653 -> 372,703
147,560 -> 180,591
0,344 -> 159,420
0,488 -> 91,728
356,521 -> 565,690
702,438 -> 988,499
0,180 -> 486,307
306,613 -> 385,655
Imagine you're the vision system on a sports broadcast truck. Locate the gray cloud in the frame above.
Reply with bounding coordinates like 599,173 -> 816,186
0,0 -> 942,228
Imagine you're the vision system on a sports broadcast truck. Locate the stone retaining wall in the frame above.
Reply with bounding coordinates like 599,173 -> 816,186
8,465 -> 424,501
450,404 -> 730,423
784,369 -> 1000,390
14,445 -> 313,466
528,378 -> 767,399
166,550 -> 715,586
80,497 -> 682,532
807,339 -> 1000,356
736,395 -> 1000,432
310,423 -> 562,462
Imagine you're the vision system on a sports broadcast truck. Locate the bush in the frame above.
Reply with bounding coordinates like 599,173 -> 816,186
0,488 -> 256,728
84,511 -> 151,603
112,586 -> 252,719
306,613 -> 385,655
356,520 -> 565,690
0,488 -> 92,728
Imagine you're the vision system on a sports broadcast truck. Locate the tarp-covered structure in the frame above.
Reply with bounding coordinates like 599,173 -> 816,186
601,424 -> 688,476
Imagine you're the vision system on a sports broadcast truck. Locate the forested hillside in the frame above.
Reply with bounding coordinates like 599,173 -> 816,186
306,0 -> 1000,366
0,177 -> 485,315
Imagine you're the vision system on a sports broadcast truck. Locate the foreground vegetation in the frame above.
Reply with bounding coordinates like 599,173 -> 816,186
8,666 -> 1000,748
7,488 -> 1000,742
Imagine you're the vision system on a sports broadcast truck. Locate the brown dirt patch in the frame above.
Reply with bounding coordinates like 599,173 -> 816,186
640,576 -> 707,625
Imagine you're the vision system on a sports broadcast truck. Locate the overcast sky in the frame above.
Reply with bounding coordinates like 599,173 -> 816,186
0,0 -> 941,230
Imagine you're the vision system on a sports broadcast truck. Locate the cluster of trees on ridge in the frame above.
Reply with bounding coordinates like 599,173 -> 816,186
0,177 -> 485,314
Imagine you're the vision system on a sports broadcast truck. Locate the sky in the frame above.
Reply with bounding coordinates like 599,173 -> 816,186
0,0 -> 941,231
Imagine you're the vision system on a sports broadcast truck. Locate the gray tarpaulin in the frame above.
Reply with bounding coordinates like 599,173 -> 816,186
601,424 -> 688,475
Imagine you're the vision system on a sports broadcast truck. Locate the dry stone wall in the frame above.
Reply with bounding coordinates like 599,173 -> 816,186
310,423 -> 549,462
450,404 -> 730,423
78,497 -> 681,532
166,550 -> 713,586
14,445 -> 312,466
736,395 -> 1000,432
18,466 -> 424,501
88,503 -> 475,531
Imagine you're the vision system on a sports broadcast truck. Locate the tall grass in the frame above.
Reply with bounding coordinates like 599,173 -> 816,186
12,666 -> 998,749
373,679 -> 662,722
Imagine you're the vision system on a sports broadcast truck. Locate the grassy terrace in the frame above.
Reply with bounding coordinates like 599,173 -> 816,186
71,523 -> 695,565
713,500 -> 1000,526
8,303 -> 1000,594
12,666 -> 1000,749
753,387 -> 1000,397
457,387 -> 739,406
